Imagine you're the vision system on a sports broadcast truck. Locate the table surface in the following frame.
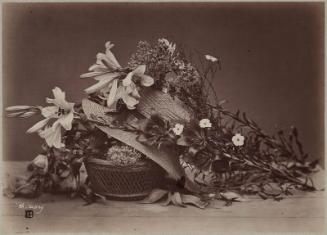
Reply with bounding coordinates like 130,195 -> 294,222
1,161 -> 325,234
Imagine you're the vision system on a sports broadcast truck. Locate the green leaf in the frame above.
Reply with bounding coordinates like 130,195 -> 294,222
220,191 -> 249,202
171,192 -> 186,207
181,194 -> 208,209
94,193 -> 107,204
263,183 -> 283,196
176,136 -> 191,146
161,192 -> 172,206
140,189 -> 168,204
258,192 -> 268,199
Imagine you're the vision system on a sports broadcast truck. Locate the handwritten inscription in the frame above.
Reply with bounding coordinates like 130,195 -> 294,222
16,202 -> 44,215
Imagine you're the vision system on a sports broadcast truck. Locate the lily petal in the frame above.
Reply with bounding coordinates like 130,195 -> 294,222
105,41 -> 114,50
84,78 -> 112,94
122,72 -> 133,86
105,42 -> 121,69
26,118 -> 50,133
107,79 -> 118,108
125,81 -> 136,94
39,123 -> 63,148
140,74 -> 154,87
125,82 -> 141,99
47,87 -> 73,110
131,87 -> 141,99
115,85 -> 124,100
97,53 -> 120,70
41,106 -> 58,118
80,71 -> 107,79
132,65 -> 146,76
88,63 -> 107,72
52,87 -> 66,105
58,111 -> 74,130
46,98 -> 74,112
122,94 -> 139,110
94,72 -> 120,81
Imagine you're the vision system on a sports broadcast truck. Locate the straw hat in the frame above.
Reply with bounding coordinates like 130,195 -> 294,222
82,87 -> 194,181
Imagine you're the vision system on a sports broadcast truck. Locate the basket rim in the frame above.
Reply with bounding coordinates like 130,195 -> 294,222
85,157 -> 158,171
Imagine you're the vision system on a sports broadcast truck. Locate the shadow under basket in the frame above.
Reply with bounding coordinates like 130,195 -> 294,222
85,157 -> 165,201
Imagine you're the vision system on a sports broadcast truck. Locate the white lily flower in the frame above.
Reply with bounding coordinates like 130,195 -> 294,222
81,41 -> 154,110
80,41 -> 121,79
106,65 -> 153,110
26,87 -> 74,148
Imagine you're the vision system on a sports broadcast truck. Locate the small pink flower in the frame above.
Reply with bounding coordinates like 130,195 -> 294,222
232,133 -> 245,146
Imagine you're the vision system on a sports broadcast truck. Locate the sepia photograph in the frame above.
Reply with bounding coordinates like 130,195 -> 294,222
1,1 -> 325,234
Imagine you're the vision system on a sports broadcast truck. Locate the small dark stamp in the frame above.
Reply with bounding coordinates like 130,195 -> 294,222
25,210 -> 34,218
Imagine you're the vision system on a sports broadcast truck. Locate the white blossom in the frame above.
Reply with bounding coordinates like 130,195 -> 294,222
199,119 -> 212,128
172,123 -> 184,135
232,133 -> 245,146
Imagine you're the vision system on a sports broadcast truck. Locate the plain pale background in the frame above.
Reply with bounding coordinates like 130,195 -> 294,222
2,2 -> 324,164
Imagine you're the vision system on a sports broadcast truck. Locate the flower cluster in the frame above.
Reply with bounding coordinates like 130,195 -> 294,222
128,39 -> 201,93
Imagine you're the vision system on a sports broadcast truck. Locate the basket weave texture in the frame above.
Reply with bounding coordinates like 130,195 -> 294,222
85,157 -> 165,200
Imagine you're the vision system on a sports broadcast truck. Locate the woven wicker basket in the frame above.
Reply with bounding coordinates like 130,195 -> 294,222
85,157 -> 165,200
